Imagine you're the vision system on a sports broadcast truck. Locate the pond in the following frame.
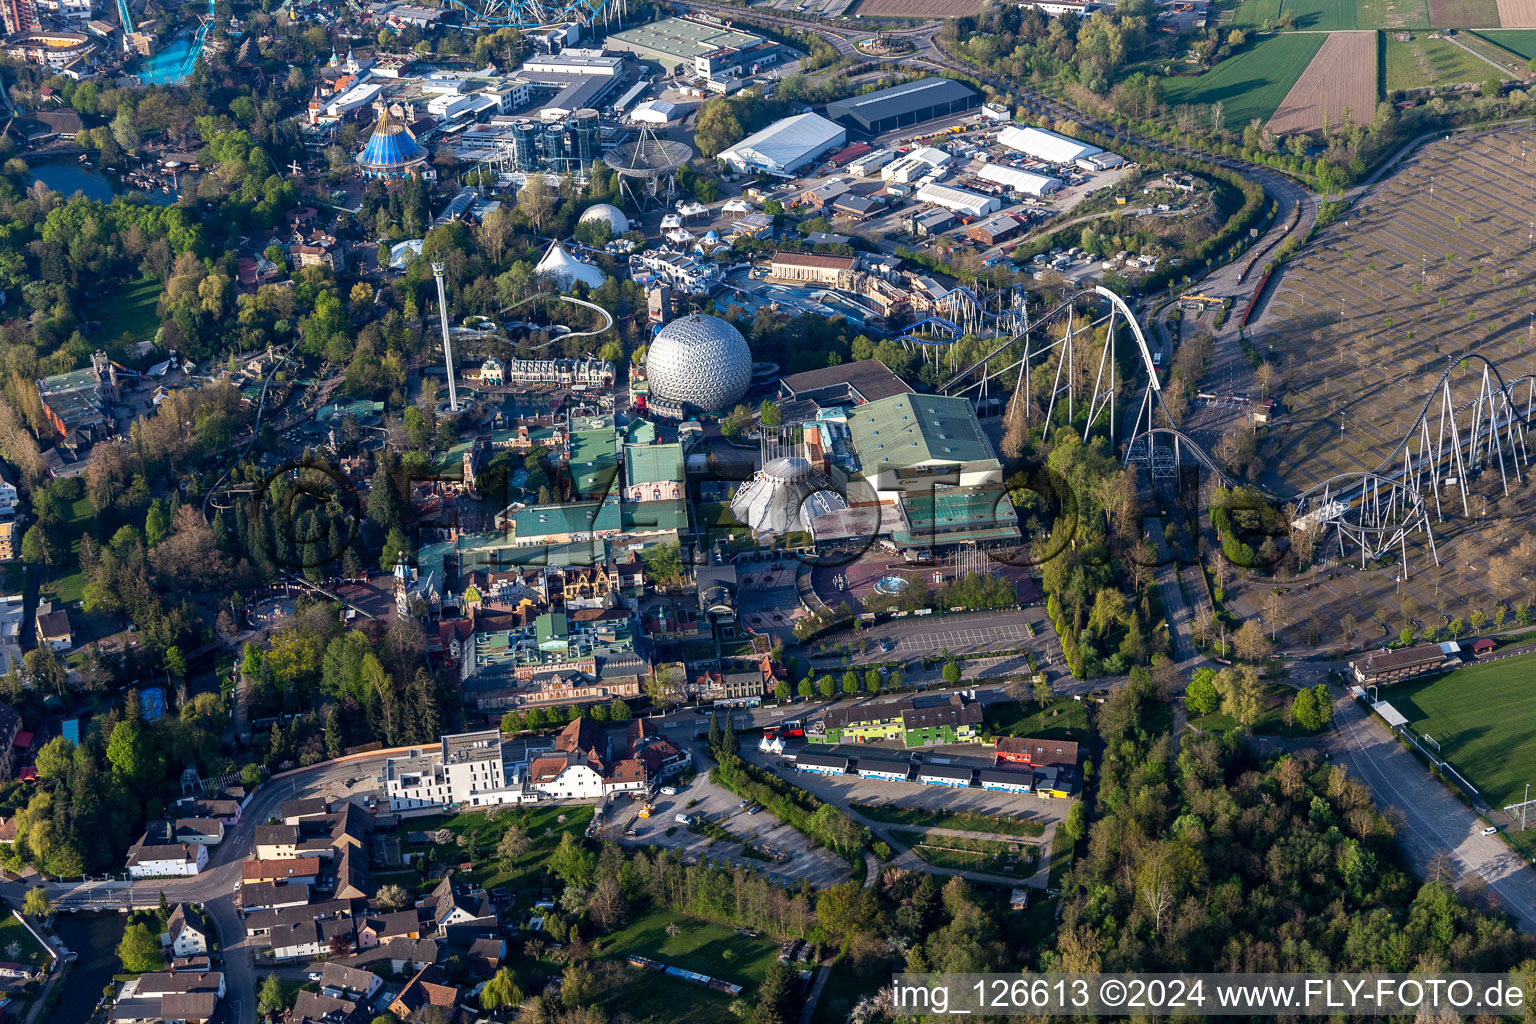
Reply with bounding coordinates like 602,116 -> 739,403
27,161 -> 173,206
51,912 -> 125,1024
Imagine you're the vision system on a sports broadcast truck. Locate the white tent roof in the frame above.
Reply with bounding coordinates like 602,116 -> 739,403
535,241 -> 606,290
631,99 -> 677,123
976,163 -> 1062,196
996,125 -> 1101,164
720,112 -> 845,173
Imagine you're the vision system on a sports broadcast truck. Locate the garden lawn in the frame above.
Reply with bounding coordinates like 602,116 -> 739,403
984,698 -> 1089,742
1384,33 -> 1495,89
851,801 -> 1045,838
1388,653 -> 1536,808
596,907 -> 780,990
1163,33 -> 1328,127
88,278 -> 163,349
409,804 -> 593,892
0,915 -> 49,967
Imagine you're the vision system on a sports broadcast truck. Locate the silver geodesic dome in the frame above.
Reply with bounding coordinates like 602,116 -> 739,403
645,313 -> 752,412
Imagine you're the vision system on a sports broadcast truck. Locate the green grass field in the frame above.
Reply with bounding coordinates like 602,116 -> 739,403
408,804 -> 593,893
88,279 -> 163,350
850,801 -> 1046,838
0,915 -> 50,967
1163,33 -> 1328,127
592,908 -> 781,1022
985,698 -> 1088,742
1481,30 -> 1536,60
1388,653 -> 1536,808
1233,0 -> 1365,29
891,830 -> 1038,873
1383,33 -> 1495,89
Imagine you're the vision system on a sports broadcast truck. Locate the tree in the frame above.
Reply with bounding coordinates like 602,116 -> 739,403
497,824 -> 530,868
376,883 -> 410,911
480,966 -> 524,1010
518,174 -> 555,233
33,736 -> 74,782
1291,683 -> 1334,732
258,973 -> 287,1014
942,660 -> 962,685
1185,668 -> 1221,715
22,887 -> 49,918
1063,801 -> 1087,842
117,921 -> 164,973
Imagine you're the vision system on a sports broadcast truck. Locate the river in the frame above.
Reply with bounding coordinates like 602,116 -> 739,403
51,912 -> 124,1024
28,161 -> 174,206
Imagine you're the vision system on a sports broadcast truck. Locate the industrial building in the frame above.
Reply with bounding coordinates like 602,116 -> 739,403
976,162 -> 1062,196
604,16 -> 777,77
913,182 -> 1001,218
718,113 -> 846,176
996,124 -> 1101,165
825,77 -> 980,136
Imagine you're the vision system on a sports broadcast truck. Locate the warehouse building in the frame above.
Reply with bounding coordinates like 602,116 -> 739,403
855,758 -> 911,782
913,182 -> 1001,218
978,768 -> 1033,793
976,162 -> 1062,196
996,124 -> 1101,165
796,751 -> 850,775
826,77 -> 980,136
917,764 -> 974,788
719,113 -> 846,175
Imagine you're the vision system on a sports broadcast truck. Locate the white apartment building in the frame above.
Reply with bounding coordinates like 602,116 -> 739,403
382,730 -> 521,811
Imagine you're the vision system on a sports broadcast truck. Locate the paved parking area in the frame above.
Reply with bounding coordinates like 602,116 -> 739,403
740,746 -> 1069,830
595,745 -> 853,888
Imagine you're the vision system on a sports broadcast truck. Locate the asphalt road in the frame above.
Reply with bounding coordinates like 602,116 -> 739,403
1326,686 -> 1536,931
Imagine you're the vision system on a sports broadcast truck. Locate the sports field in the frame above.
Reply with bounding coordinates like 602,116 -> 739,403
1163,33 -> 1328,128
1389,651 -> 1536,809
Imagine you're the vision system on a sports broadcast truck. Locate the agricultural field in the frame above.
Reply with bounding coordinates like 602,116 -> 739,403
1496,0 -> 1536,26
1426,0 -> 1502,24
1481,27 -> 1536,54
1389,652 -> 1536,809
1383,32 -> 1500,92
1267,31 -> 1380,133
1452,29 -> 1531,73
1162,33 -> 1328,128
853,0 -> 986,14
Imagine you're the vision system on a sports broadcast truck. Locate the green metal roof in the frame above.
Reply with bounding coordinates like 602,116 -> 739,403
622,498 -> 689,535
512,499 -> 622,540
894,485 -> 1020,546
624,443 -> 683,489
570,428 -> 619,497
847,393 -> 997,473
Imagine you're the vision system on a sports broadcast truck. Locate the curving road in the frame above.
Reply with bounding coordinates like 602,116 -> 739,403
29,755 -> 394,1024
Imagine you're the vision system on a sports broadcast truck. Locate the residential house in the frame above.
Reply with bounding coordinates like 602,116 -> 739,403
163,905 -> 211,958
34,603 -> 71,651
126,838 -> 207,879
388,964 -> 460,1023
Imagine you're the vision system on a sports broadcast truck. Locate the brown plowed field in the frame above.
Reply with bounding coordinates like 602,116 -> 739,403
1266,31 -> 1378,134
1497,0 -> 1536,26
854,0 -> 987,15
